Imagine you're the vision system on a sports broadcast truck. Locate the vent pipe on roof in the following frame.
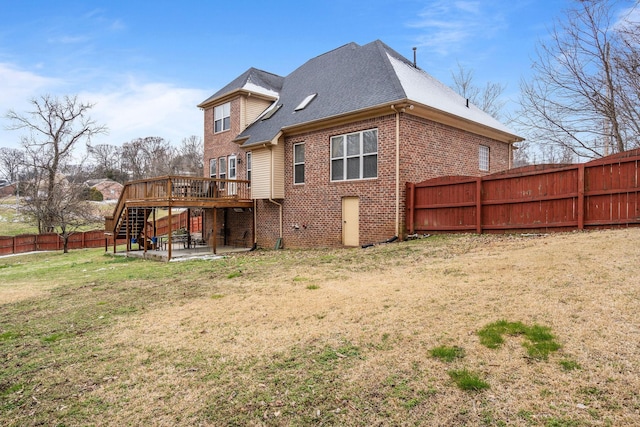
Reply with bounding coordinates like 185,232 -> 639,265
412,47 -> 417,68
466,98 -> 469,108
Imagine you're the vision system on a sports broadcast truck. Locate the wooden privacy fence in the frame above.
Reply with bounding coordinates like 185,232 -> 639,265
406,149 -> 640,234
153,211 -> 202,237
0,230 -> 107,256
0,211 -> 203,256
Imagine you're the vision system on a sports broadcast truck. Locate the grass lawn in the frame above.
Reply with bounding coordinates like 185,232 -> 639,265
1,229 -> 639,426
0,197 -> 37,235
0,196 -> 108,237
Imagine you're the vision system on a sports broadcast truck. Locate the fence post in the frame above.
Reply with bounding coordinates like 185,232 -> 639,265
476,177 -> 483,234
406,182 -> 415,235
577,164 -> 585,230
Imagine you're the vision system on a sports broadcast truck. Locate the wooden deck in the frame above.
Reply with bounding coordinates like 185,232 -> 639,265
105,176 -> 253,261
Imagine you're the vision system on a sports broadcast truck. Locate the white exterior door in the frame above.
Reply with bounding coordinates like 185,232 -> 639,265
228,156 -> 237,195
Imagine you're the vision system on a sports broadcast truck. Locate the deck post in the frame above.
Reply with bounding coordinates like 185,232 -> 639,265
187,208 -> 191,248
152,209 -> 157,248
167,206 -> 172,262
213,208 -> 217,255
125,209 -> 131,252
143,208 -> 148,255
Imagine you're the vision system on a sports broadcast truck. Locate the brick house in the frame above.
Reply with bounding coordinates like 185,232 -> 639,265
198,40 -> 522,249
85,179 -> 124,201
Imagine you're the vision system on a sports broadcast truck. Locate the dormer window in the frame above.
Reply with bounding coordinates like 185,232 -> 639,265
214,102 -> 230,133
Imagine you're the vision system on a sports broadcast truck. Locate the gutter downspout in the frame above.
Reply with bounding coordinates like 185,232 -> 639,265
253,199 -> 257,245
391,105 -> 401,238
268,198 -> 283,241
267,142 -> 283,241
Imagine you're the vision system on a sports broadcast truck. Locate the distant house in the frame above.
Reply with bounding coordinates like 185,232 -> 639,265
85,179 -> 123,201
198,40 -> 523,248
0,182 -> 15,197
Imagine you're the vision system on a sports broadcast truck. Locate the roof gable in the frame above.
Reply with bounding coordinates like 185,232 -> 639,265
198,68 -> 284,108
386,53 -> 515,135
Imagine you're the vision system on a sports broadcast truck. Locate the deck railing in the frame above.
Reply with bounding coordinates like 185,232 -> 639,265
105,176 -> 251,234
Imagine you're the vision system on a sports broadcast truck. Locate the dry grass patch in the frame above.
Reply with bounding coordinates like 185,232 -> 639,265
1,229 -> 640,426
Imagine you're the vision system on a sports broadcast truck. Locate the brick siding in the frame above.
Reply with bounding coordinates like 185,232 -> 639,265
203,97 -> 512,249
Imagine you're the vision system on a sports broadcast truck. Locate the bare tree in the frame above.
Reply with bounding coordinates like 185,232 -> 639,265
121,136 -> 175,180
451,62 -> 506,120
0,147 -> 24,182
172,135 -> 204,176
87,143 -> 128,182
512,141 -> 532,168
5,94 -> 107,233
19,172 -> 99,252
613,11 -> 640,148
518,0 -> 639,159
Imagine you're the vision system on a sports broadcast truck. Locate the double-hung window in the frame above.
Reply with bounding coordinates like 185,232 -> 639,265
479,145 -> 490,171
214,102 -> 230,133
294,143 -> 305,184
218,157 -> 227,190
209,158 -> 217,178
330,129 -> 377,181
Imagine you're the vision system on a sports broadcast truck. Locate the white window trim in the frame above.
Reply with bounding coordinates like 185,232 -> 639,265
330,128 -> 378,182
228,155 -> 237,195
479,145 -> 490,172
209,158 -> 217,178
228,155 -> 237,180
218,156 -> 227,189
293,142 -> 305,185
214,102 -> 231,133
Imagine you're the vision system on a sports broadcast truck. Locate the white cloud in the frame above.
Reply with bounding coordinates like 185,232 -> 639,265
0,63 -> 61,105
615,5 -> 640,32
0,64 -> 63,148
80,79 -> 209,146
0,62 -> 208,151
47,35 -> 89,44
407,0 -> 506,56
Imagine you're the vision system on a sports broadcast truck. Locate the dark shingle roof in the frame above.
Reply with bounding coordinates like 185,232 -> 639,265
198,68 -> 284,107
235,40 -> 409,146
201,40 -> 521,146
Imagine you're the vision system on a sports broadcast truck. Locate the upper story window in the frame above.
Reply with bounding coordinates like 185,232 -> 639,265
209,158 -> 217,178
330,129 -> 377,181
479,145 -> 490,171
214,102 -> 230,133
294,143 -> 305,184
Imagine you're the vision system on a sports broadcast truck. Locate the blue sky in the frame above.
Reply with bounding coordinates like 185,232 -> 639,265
0,0 -> 574,152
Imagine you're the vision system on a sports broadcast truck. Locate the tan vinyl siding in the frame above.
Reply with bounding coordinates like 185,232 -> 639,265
244,98 -> 273,130
251,148 -> 271,199
249,143 -> 285,200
